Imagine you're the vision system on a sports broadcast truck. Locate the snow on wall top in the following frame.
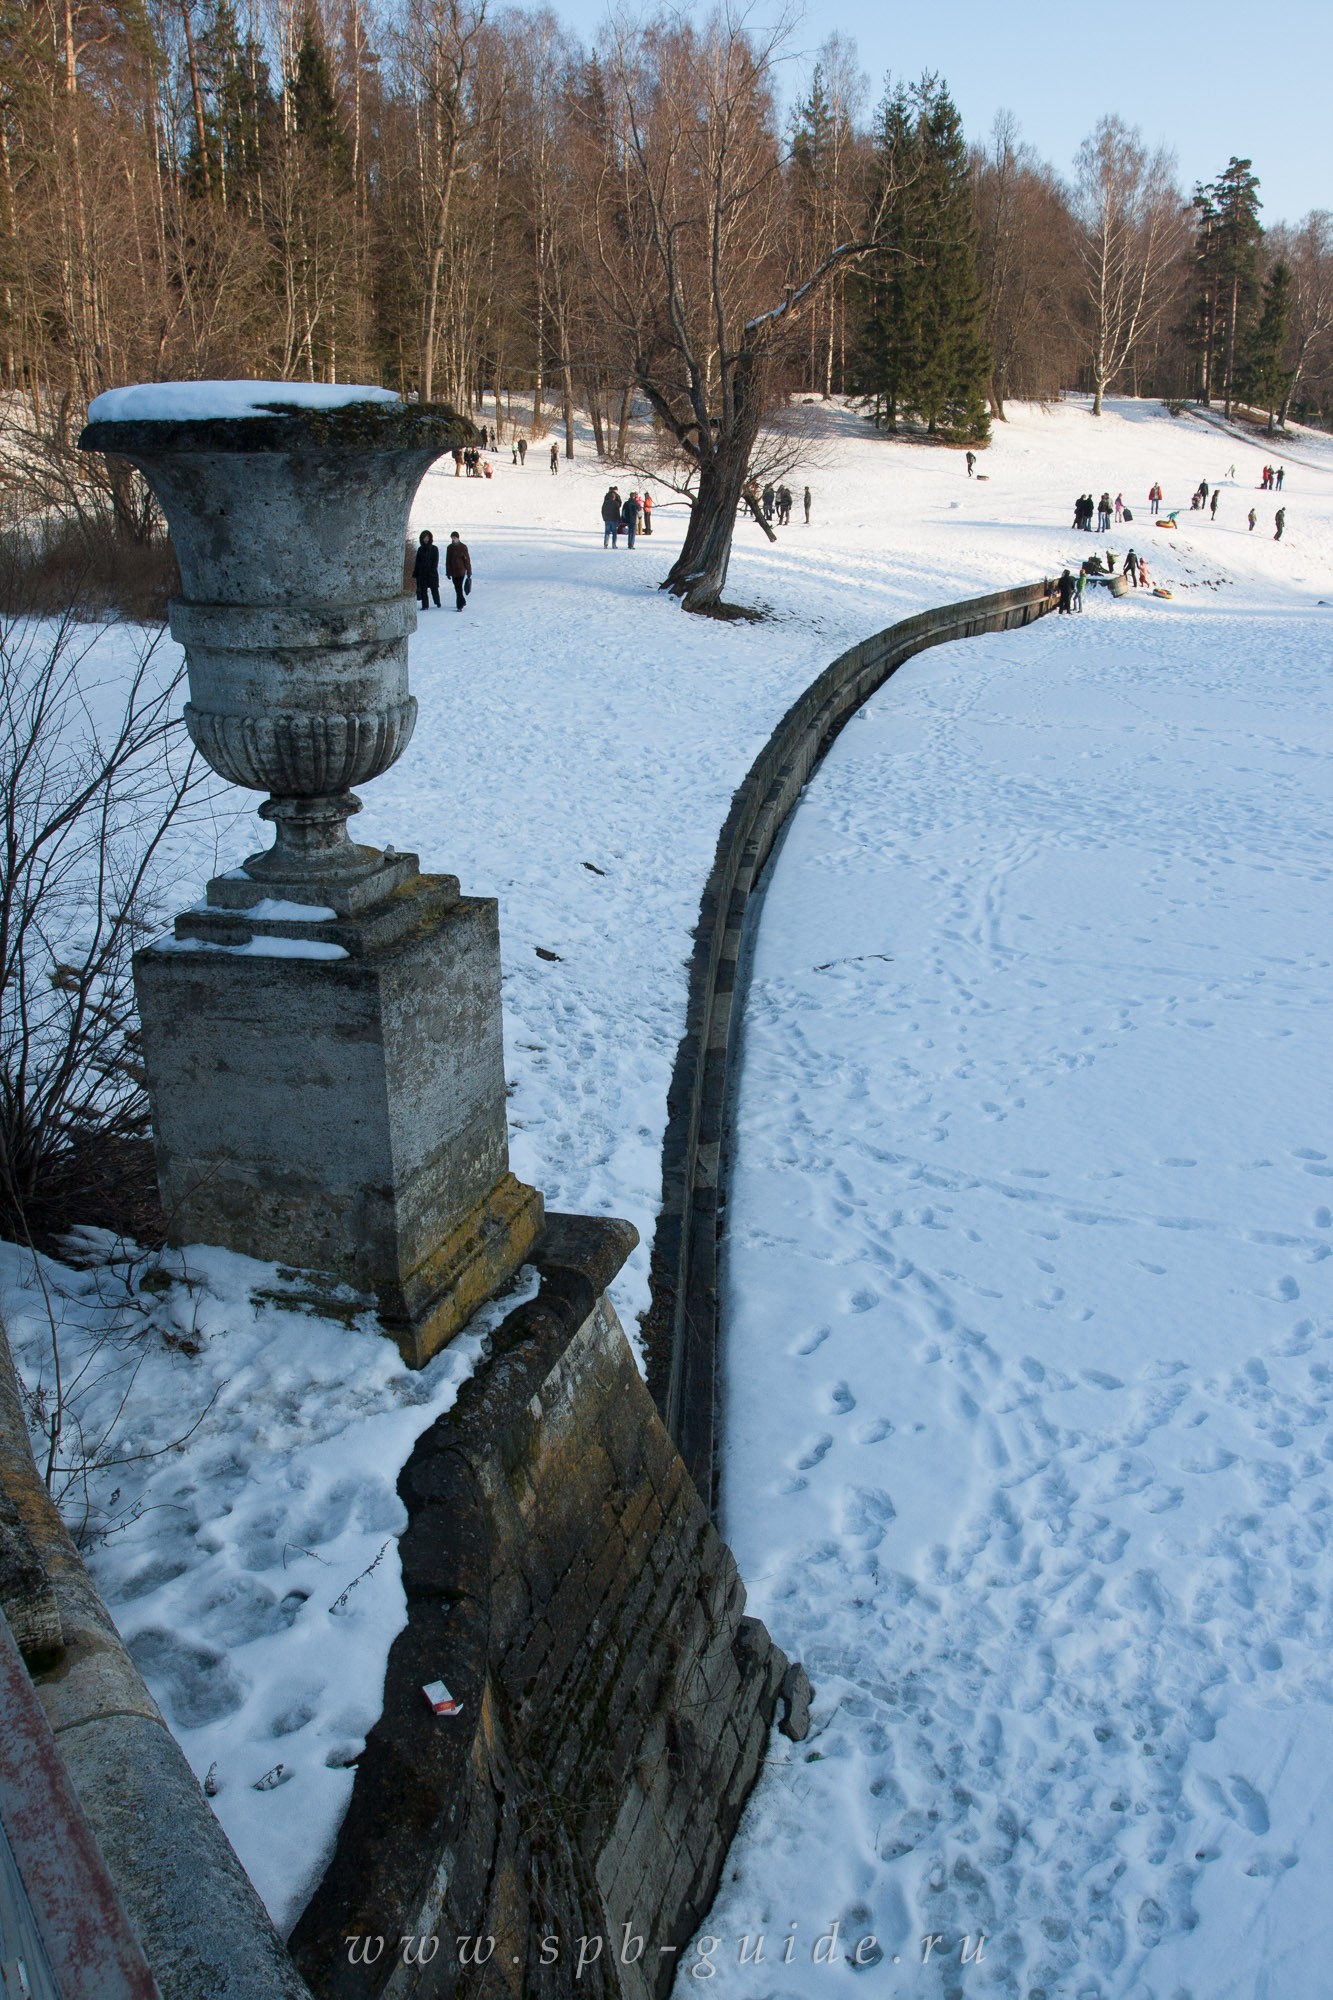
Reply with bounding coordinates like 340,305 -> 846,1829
87,381 -> 401,423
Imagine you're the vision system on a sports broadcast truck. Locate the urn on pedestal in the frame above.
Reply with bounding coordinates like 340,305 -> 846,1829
79,384 -> 543,1362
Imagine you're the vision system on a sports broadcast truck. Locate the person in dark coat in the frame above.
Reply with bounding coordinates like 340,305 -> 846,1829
413,529 -> 440,609
444,530 -> 471,610
550,441 -> 559,474
1210,489 -> 1220,520
803,486 -> 811,522
761,483 -> 775,521
1123,549 -> 1138,585
966,450 -> 976,476
621,491 -> 641,549
1274,507 -> 1286,541
1058,568 -> 1076,614
1276,466 -> 1284,489
601,487 -> 622,547
517,436 -> 528,466
1248,507 -> 1257,532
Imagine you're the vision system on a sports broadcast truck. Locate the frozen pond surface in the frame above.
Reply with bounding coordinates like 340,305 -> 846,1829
713,600 -> 1333,1996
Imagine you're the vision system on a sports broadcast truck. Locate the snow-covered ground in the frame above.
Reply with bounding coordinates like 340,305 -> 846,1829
2,397 -> 1331,1945
710,497 -> 1333,1985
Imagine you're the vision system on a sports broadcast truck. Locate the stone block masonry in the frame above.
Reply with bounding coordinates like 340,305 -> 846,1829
290,1214 -> 808,2000
136,875 -> 543,1366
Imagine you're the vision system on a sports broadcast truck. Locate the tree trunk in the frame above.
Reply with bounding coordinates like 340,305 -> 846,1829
585,374 -> 605,457
662,452 -> 751,611
614,378 -> 632,459
661,359 -> 767,614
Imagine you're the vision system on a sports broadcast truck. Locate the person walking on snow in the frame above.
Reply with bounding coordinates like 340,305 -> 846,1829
444,531 -> 471,611
641,490 -> 653,535
1275,507 -> 1286,541
1137,554 -> 1150,590
761,483 -> 776,522
621,491 -> 641,549
413,529 -> 440,609
803,486 -> 812,523
517,436 -> 528,466
601,487 -> 622,547
549,442 -> 559,474
1114,493 -> 1124,523
1210,489 -> 1220,520
1248,507 -> 1257,532
966,450 -> 976,477
1123,549 -> 1139,585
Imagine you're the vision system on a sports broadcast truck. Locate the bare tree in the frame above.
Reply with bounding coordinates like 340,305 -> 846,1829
1073,115 -> 1187,415
973,111 -> 1081,416
587,11 -> 886,616
1268,212 -> 1333,426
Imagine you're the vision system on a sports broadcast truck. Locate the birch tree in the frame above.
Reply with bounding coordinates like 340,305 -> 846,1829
1073,115 -> 1186,415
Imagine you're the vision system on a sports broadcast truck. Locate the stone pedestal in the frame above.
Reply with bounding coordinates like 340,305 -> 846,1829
137,863 -> 542,1364
79,388 -> 542,1360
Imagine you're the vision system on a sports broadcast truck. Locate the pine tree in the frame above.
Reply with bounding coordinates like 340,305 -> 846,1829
1192,158 -> 1262,414
1241,260 -> 1293,429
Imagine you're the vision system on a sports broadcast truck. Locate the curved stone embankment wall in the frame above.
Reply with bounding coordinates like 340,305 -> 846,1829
290,1214 -> 804,2000
642,579 -> 1056,1508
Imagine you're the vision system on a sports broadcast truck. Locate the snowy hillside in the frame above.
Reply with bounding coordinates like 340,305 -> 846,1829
2,396 -> 1331,1946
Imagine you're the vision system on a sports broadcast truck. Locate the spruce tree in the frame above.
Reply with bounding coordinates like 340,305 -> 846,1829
851,76 -> 990,443
1241,261 -> 1293,429
290,12 -> 350,182
910,78 -> 990,440
850,81 -> 919,432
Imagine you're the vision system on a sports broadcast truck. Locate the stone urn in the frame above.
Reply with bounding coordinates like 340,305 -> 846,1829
81,387 -> 465,904
79,385 -> 543,1360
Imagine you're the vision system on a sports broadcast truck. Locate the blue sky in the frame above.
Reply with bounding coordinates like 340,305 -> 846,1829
551,0 -> 1331,224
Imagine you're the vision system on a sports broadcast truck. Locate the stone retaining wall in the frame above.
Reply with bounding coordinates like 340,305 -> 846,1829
642,579 -> 1056,1507
290,1215 -> 806,2000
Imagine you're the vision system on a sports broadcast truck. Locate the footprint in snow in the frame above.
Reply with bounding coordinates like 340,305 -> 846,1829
1230,1776 -> 1270,1834
796,1434 -> 835,1470
829,1381 -> 857,1414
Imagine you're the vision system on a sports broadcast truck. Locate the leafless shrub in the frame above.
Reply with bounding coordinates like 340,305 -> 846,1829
0,602 -> 205,1247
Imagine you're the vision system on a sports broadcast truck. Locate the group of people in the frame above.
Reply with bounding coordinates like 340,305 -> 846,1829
600,486 -> 653,547
1056,544 -> 1152,612
1260,464 -> 1285,490
1072,492 -> 1122,532
412,529 -> 472,611
452,446 -> 490,478
749,479 -> 811,525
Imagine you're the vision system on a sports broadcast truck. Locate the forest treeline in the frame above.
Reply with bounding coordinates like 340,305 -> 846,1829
2,0 -> 1331,549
